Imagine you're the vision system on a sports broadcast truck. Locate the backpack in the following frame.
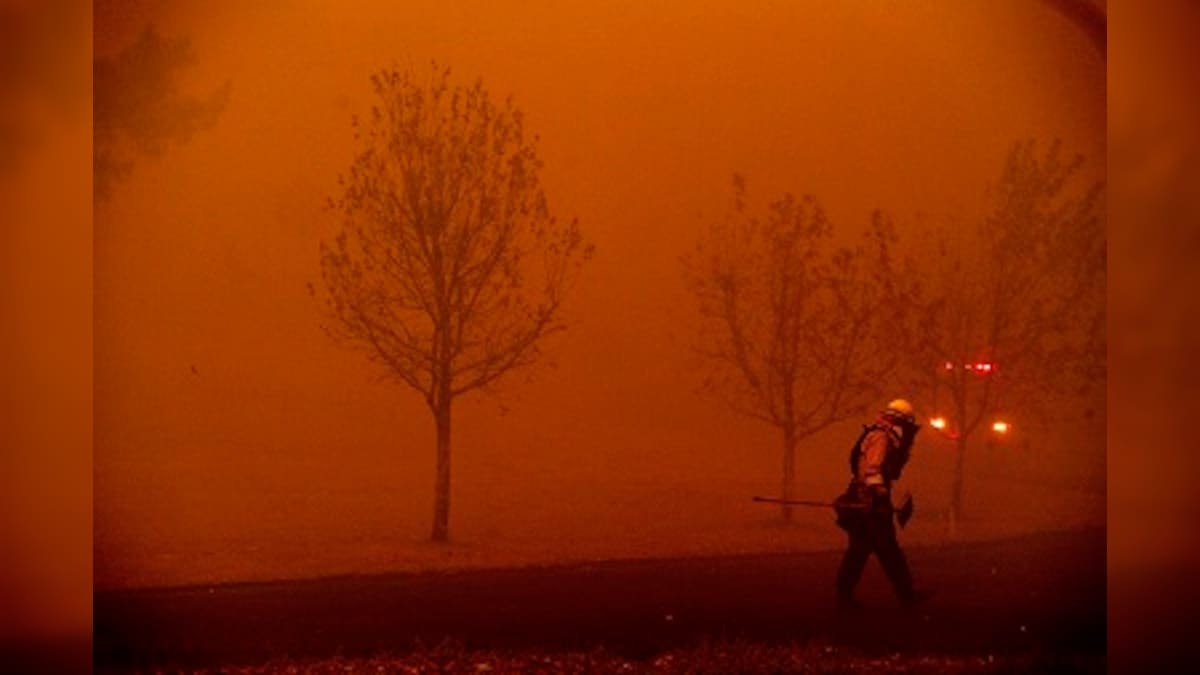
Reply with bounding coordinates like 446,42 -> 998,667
848,422 -> 914,483
847,423 -> 882,477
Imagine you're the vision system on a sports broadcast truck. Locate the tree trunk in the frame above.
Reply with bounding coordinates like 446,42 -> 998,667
780,425 -> 797,522
431,397 -> 452,542
949,433 -> 967,537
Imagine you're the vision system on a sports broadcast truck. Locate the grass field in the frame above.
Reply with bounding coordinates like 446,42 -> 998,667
95,466 -> 1103,591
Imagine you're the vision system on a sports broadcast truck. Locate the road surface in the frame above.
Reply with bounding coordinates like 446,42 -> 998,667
95,527 -> 1104,670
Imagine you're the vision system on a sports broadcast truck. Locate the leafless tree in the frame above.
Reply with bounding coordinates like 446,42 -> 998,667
316,65 -> 591,541
684,176 -> 911,520
908,139 -> 1104,528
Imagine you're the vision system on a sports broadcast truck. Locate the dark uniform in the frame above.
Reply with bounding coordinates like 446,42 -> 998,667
835,415 -> 922,608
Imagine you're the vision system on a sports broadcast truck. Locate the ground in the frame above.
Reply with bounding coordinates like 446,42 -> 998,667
95,527 -> 1104,672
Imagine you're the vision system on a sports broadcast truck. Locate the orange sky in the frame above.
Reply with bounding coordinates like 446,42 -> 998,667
93,0 -> 1104,587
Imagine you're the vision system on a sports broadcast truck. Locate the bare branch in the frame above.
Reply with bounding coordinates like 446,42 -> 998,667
685,178 -> 899,443
900,139 -> 1104,514
316,63 -> 590,406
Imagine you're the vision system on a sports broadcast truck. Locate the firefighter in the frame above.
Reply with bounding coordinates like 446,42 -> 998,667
835,398 -> 930,609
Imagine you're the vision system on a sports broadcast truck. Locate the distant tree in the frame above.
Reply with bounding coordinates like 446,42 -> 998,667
684,176 -> 911,520
93,26 -> 230,201
906,140 -> 1104,529
1037,0 -> 1106,59
315,64 -> 591,541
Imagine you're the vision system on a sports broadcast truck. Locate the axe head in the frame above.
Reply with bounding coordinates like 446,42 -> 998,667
895,493 -> 914,529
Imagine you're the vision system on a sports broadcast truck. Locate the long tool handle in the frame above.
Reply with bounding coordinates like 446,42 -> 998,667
751,496 -> 854,509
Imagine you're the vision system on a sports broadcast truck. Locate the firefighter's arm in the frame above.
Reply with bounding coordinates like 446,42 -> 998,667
889,424 -> 919,480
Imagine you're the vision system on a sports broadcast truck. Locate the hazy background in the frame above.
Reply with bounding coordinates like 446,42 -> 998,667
92,0 -> 1105,589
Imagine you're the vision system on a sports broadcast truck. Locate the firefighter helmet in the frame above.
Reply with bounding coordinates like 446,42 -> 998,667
883,398 -> 916,424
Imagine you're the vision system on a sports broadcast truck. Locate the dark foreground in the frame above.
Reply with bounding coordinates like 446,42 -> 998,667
95,528 -> 1104,671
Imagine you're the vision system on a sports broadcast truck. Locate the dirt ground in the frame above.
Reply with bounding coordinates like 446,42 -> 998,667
95,527 -> 1104,671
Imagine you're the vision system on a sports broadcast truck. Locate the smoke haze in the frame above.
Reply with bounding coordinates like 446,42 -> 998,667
93,0 -> 1104,589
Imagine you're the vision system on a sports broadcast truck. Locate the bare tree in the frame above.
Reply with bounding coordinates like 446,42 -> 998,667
684,176 -> 910,520
316,65 -> 591,541
908,139 -> 1104,529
